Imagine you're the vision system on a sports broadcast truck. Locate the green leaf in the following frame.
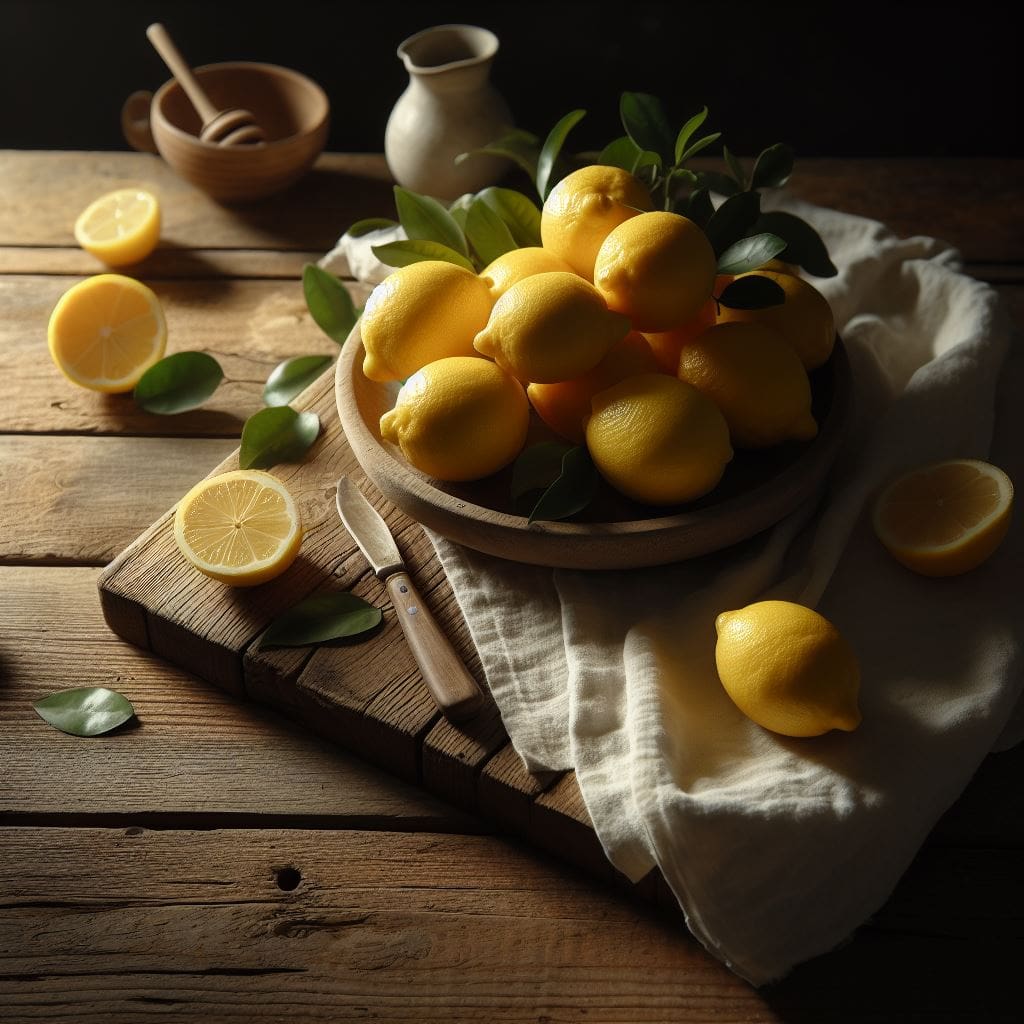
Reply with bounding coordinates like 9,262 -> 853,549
704,190 -> 762,256
371,239 -> 475,272
695,170 -> 741,197
134,352 -> 223,415
239,407 -> 320,469
527,446 -> 600,524
677,131 -> 722,165
716,233 -> 788,276
599,135 -> 644,172
456,128 -> 542,184
537,108 -> 586,201
448,193 -> 474,231
393,186 -> 469,256
684,187 -> 715,229
753,211 -> 838,277
619,92 -> 674,165
511,441 -> 574,503
259,592 -> 382,649
476,186 -> 542,247
33,686 -> 135,737
303,264 -> 360,346
723,145 -> 747,190
465,199 -> 518,266
262,355 -> 334,407
674,106 -> 709,164
346,217 -> 399,237
717,273 -> 787,309
750,143 -> 795,190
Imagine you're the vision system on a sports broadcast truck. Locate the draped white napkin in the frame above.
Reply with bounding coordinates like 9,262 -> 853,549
328,196 -> 1021,984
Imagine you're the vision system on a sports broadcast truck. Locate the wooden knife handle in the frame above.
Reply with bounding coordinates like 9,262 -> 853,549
386,572 -> 484,722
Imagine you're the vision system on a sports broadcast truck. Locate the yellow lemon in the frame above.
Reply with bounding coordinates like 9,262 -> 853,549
527,331 -> 662,444
380,356 -> 530,482
74,188 -> 161,267
872,458 -> 1014,577
481,246 -> 577,300
540,164 -> 653,280
715,600 -> 861,737
676,321 -> 817,449
717,270 -> 836,370
642,297 -> 717,374
474,271 -> 631,384
47,273 -> 167,393
361,260 -> 494,382
585,373 -> 733,505
594,211 -> 717,332
173,470 -> 303,588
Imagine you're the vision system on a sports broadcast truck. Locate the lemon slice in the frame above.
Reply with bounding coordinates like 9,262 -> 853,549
47,274 -> 167,393
74,188 -> 161,266
872,458 -> 1014,577
174,470 -> 303,587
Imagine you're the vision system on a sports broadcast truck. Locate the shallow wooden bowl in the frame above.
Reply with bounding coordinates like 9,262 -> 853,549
335,326 -> 851,570
126,62 -> 329,202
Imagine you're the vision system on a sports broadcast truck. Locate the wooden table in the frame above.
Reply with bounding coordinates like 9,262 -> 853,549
1,150 -> 1022,1022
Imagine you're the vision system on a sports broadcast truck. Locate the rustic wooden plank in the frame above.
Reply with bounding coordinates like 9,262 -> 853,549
0,150 -> 395,252
532,771 -> 615,882
0,435 -> 237,565
1,827 -> 1019,1022
478,742 -> 557,834
1,274 -> 369,436
0,246 -> 324,278
0,566 -> 473,828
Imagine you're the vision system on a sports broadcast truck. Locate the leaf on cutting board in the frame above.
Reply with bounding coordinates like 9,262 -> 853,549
259,592 -> 383,649
239,407 -> 320,469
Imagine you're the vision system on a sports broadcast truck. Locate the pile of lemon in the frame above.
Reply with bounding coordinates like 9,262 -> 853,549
363,163 -> 836,506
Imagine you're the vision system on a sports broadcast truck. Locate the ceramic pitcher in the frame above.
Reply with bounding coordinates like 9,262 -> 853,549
384,24 -> 513,201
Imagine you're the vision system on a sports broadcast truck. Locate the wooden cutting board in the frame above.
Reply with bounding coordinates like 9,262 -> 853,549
97,367 -> 677,909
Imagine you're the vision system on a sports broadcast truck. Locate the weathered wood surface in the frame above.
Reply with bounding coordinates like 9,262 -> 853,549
2,149 -> 1023,1021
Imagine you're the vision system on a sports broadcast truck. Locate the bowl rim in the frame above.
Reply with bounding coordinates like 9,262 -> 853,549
151,60 -> 330,151
335,321 -> 852,567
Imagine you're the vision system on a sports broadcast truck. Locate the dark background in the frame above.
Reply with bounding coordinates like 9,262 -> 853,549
2,0 -> 1020,159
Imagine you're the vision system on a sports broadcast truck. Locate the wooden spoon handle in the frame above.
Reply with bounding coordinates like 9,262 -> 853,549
385,572 -> 484,722
146,23 -> 219,126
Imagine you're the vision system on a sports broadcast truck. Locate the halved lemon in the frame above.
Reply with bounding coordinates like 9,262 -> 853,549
47,274 -> 167,393
872,458 -> 1014,577
173,470 -> 303,587
74,188 -> 161,266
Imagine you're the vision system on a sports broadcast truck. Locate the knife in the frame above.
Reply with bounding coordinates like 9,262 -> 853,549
335,476 -> 484,722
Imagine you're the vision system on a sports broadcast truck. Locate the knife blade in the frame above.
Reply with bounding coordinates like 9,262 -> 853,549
336,476 -> 484,722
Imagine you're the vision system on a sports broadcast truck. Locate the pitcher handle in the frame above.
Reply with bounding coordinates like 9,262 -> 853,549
121,90 -> 158,153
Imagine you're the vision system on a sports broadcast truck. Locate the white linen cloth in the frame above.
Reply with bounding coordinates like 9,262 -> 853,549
328,196 -> 1022,984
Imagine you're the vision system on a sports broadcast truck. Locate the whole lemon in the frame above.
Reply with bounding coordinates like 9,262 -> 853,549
474,271 -> 631,384
481,246 -> 576,300
594,211 -> 717,332
717,270 -> 836,370
585,373 -> 733,505
642,297 -> 717,374
379,356 -> 529,482
676,321 -> 818,449
527,331 -> 662,444
361,260 -> 494,383
540,165 -> 653,280
715,600 -> 861,737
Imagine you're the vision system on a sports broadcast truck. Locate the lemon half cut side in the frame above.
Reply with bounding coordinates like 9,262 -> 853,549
173,470 -> 303,587
74,188 -> 161,266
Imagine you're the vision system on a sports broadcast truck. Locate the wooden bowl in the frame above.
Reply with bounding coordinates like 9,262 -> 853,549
126,62 -> 329,202
335,326 -> 851,570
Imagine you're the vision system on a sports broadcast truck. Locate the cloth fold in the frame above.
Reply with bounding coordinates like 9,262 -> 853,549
331,196 -> 1022,984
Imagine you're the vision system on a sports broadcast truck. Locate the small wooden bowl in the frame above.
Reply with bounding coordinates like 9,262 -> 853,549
335,326 -> 851,570
125,62 -> 329,202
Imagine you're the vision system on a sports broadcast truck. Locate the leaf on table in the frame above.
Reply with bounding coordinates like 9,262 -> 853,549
263,355 -> 334,407
303,264 -> 360,346
239,407 -> 320,469
133,351 -> 223,415
33,686 -> 135,737
259,592 -> 383,649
